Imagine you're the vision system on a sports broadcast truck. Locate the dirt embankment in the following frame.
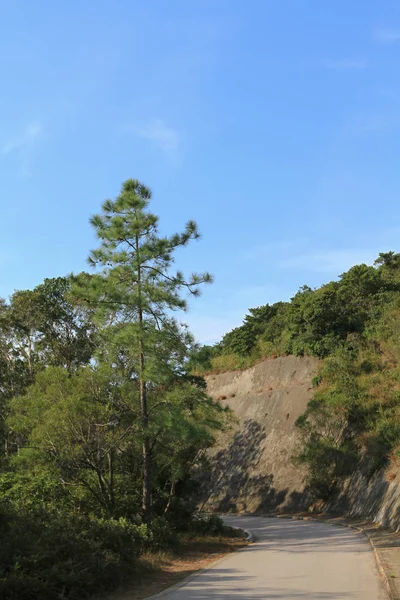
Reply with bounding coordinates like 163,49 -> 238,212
199,355 -> 319,513
201,354 -> 400,533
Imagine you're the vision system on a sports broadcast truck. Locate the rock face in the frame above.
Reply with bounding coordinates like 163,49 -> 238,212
200,355 -> 319,513
328,468 -> 400,530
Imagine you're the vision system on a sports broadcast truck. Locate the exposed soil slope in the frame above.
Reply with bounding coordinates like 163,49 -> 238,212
200,355 -> 319,513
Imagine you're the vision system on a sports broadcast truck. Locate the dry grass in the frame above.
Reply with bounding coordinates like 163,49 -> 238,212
100,534 -> 248,600
195,352 -> 286,377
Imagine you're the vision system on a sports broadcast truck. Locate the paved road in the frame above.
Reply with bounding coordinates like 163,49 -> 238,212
153,516 -> 386,599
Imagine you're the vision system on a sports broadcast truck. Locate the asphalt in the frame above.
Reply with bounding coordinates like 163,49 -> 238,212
150,515 -> 387,599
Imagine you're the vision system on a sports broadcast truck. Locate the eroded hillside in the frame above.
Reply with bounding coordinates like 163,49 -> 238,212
199,355 -> 319,513
199,354 -> 400,532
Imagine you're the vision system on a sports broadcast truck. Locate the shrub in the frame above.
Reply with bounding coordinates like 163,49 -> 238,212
188,514 -> 226,536
147,517 -> 177,549
0,505 -> 151,600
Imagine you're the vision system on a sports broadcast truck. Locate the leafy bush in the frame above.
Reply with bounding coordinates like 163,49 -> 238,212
0,505 -> 150,600
188,514 -> 226,535
295,329 -> 400,499
146,516 -> 177,549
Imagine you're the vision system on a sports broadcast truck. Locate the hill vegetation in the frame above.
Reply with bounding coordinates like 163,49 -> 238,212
2,177 -> 399,598
190,252 -> 400,500
0,180 -> 233,599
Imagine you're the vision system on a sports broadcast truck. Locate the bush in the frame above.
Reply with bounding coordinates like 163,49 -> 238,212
188,514 -> 226,536
147,516 -> 177,549
0,505 -> 151,600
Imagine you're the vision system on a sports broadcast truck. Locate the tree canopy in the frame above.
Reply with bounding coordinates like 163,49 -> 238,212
0,179 -> 228,599
193,255 -> 400,373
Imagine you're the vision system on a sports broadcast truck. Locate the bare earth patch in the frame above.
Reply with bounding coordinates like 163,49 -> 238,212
100,535 -> 248,600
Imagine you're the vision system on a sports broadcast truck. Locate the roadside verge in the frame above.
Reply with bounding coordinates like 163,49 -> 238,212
99,528 -> 250,600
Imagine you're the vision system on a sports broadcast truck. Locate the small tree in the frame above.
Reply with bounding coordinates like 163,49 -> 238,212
76,179 -> 212,519
9,366 -> 127,516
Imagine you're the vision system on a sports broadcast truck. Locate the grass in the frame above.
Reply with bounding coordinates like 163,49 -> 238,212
99,533 -> 248,600
195,352 -> 285,377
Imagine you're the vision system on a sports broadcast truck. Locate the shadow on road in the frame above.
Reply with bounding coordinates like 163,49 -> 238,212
223,516 -> 373,553
160,518 -> 382,599
174,567 -> 355,598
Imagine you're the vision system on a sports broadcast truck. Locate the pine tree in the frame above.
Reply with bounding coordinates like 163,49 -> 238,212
77,179 -> 212,519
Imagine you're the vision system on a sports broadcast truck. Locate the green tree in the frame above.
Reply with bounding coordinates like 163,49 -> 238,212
9,366 -> 139,517
185,345 -> 216,373
76,179 -> 212,519
219,304 -> 286,356
8,363 -> 225,519
375,251 -> 400,270
0,277 -> 95,461
32,277 -> 96,371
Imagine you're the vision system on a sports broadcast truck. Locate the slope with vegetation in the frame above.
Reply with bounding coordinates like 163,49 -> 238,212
190,252 -> 400,507
0,180 -> 236,600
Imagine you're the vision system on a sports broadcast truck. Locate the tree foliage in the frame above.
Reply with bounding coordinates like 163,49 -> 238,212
74,179 -> 213,519
195,256 -> 400,373
0,179 -> 228,598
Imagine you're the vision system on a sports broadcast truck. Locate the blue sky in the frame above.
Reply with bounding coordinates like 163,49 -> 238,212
1,1 -> 400,344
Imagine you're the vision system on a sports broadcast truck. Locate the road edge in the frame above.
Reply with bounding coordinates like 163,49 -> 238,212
230,525 -> 256,543
276,514 -> 396,600
145,526 -> 255,599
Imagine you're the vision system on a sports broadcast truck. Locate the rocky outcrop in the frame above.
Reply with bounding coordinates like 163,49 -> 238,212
200,355 -> 319,513
328,467 -> 400,531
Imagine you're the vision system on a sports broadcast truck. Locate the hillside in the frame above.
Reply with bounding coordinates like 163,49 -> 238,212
193,252 -> 400,522
200,355 -> 400,530
199,355 -> 318,513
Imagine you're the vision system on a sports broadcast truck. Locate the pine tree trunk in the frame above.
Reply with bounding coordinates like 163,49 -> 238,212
164,481 -> 176,515
139,344 -> 152,520
108,448 -> 115,515
136,235 -> 152,521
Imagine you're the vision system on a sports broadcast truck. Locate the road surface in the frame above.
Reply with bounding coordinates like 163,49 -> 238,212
152,515 -> 386,599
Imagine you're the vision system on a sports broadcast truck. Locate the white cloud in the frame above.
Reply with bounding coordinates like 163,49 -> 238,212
278,249 -> 379,274
373,29 -> 400,43
122,119 -> 181,164
2,121 -> 43,176
324,59 -> 366,70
